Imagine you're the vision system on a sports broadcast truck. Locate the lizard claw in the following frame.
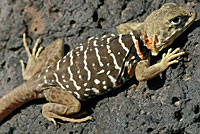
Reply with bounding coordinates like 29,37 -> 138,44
20,33 -> 43,80
160,48 -> 185,71
51,118 -> 57,125
22,33 -> 43,59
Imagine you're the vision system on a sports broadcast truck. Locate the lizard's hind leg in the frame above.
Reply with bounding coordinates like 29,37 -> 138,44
20,33 -> 43,80
42,88 -> 92,125
20,33 -> 65,80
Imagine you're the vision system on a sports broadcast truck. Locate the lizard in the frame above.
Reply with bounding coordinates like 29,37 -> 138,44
0,3 -> 197,125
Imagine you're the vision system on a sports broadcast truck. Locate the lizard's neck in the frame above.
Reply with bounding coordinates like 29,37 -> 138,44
130,30 -> 151,60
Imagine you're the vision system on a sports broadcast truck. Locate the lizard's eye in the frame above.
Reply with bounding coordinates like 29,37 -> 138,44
170,17 -> 182,26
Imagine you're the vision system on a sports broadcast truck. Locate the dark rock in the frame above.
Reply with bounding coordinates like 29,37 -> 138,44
0,0 -> 200,133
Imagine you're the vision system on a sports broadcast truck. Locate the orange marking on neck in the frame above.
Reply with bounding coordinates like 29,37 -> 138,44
135,40 -> 145,60
142,37 -> 153,50
128,64 -> 134,76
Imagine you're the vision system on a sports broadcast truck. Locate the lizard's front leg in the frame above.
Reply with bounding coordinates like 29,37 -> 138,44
20,33 -> 64,80
135,48 -> 184,81
42,88 -> 92,125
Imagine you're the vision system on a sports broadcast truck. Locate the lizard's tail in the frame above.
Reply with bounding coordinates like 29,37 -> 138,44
0,81 -> 38,123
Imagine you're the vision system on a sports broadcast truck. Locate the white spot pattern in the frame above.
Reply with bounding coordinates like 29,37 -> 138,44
119,34 -> 129,53
106,70 -> 111,75
131,56 -> 135,60
68,67 -> 81,90
45,69 -> 48,73
69,52 -> 73,66
131,34 -> 141,58
102,81 -> 106,85
74,91 -> 81,99
108,75 -> 116,87
84,94 -> 89,96
53,73 -> 65,89
93,40 -> 98,46
110,53 -> 121,71
106,44 -> 121,70
85,88 -> 91,91
111,34 -> 115,37
84,83 -> 88,87
94,79 -> 101,84
101,35 -> 107,39
91,88 -> 100,94
107,37 -> 112,44
56,60 -> 61,70
77,70 -> 80,74
94,48 -> 104,67
97,69 -> 105,74
88,37 -> 94,43
106,45 -> 111,53
83,47 -> 91,80
79,46 -> 83,51
44,76 -> 47,84
125,61 -> 129,67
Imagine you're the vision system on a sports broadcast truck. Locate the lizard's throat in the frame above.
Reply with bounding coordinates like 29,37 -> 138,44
141,35 -> 161,56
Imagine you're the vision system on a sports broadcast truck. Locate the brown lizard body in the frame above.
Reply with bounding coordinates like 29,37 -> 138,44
0,3 -> 197,125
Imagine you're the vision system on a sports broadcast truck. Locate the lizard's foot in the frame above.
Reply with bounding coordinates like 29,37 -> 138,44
43,88 -> 93,125
20,33 -> 43,80
160,48 -> 185,71
21,33 -> 43,61
20,33 -> 64,80
43,112 -> 93,125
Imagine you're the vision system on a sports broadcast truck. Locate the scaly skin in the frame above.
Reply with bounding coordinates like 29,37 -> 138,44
0,3 -> 197,125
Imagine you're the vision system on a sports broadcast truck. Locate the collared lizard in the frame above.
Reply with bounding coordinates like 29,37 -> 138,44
0,3 -> 197,125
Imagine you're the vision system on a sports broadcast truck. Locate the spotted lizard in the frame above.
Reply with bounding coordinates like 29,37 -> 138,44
0,3 -> 197,125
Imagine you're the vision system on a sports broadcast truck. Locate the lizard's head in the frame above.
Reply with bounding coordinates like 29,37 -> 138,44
142,3 -> 197,56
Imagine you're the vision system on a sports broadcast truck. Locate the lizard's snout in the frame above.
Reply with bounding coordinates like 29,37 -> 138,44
187,8 -> 197,19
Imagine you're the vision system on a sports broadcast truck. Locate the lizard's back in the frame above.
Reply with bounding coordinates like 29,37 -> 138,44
39,33 -> 149,101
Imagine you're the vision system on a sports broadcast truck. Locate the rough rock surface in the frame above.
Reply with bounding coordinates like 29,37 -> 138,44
0,0 -> 200,134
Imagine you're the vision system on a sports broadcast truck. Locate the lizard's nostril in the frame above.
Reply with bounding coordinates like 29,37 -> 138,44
188,11 -> 193,16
